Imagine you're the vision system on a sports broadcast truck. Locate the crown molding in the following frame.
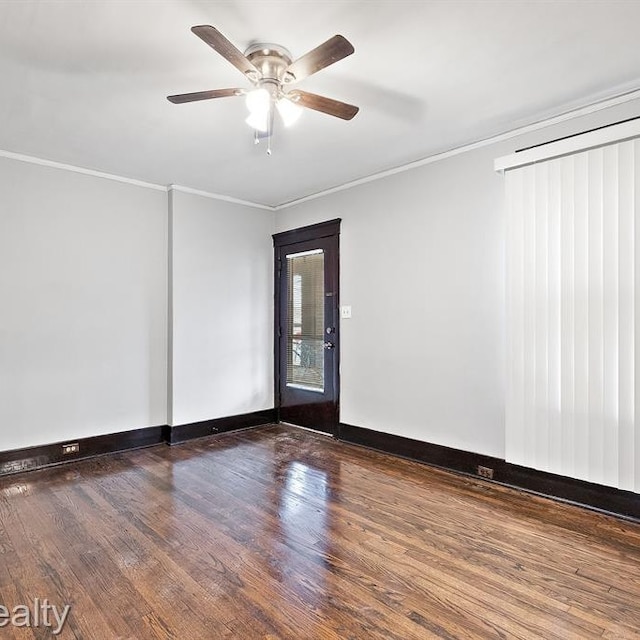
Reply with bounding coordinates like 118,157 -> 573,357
167,184 -> 275,211
0,148 -> 167,191
3,85 -> 640,212
274,86 -> 640,210
0,149 -> 275,211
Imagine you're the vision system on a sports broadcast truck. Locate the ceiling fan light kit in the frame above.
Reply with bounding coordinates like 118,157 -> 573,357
167,25 -> 359,155
276,96 -> 303,127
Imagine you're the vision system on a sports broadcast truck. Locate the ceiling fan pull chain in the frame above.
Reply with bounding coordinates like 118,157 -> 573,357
266,105 -> 274,155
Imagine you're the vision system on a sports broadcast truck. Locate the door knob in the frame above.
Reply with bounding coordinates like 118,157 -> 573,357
323,342 -> 335,350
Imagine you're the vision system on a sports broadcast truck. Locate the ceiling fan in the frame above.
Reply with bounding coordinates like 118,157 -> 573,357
167,25 -> 359,154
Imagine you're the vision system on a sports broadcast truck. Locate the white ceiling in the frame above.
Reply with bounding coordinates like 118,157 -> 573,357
2,1 -> 640,208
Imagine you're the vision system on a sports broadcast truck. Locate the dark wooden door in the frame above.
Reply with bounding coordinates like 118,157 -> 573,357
273,220 -> 340,434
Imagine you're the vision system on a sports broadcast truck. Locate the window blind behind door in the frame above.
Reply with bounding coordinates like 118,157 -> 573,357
286,251 -> 325,391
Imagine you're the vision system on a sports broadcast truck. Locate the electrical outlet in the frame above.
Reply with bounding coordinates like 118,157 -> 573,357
477,465 -> 494,480
62,443 -> 79,455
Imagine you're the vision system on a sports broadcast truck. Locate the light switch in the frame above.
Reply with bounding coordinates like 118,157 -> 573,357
341,305 -> 352,319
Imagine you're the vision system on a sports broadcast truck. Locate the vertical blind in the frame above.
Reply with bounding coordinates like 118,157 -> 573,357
505,138 -> 639,492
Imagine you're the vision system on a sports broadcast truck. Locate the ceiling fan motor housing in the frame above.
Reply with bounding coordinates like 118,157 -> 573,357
244,43 -> 295,89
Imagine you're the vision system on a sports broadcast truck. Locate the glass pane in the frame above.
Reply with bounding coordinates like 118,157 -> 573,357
286,249 -> 324,392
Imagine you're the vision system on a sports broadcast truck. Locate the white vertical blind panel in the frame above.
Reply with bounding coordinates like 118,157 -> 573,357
505,169 -> 526,465
602,145 -> 619,488
505,138 -> 639,490
548,159 -> 562,473
559,156 -> 576,478
523,166 -> 537,467
618,141 -> 635,491
573,152 -> 590,481
635,139 -> 640,493
535,162 -> 550,469
587,148 -> 605,483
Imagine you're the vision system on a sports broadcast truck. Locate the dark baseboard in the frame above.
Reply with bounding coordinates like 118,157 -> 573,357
168,409 -> 277,445
0,409 -> 277,477
338,423 -> 640,522
7,414 -> 635,521
338,423 -> 504,475
0,425 -> 167,477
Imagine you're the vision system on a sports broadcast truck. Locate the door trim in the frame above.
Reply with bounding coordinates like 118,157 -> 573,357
273,219 -> 342,246
273,219 -> 341,434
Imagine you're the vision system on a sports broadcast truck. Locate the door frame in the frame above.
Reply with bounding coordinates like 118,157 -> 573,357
273,219 -> 341,435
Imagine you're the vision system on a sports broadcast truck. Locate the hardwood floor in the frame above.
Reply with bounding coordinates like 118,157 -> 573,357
1,424 -> 639,639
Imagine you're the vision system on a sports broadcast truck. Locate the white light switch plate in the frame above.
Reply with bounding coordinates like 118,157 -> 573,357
341,305 -> 352,319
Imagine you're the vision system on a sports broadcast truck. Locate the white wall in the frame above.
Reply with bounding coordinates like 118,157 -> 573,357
276,97 -> 640,460
0,158 -> 168,451
169,189 -> 274,426
3,95 -> 639,467
276,150 -> 506,457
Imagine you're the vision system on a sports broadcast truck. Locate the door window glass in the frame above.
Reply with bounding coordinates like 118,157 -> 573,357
286,249 -> 324,392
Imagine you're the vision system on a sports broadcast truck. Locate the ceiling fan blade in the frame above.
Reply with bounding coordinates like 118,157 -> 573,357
289,90 -> 359,120
285,35 -> 354,83
167,88 -> 243,104
191,25 -> 259,79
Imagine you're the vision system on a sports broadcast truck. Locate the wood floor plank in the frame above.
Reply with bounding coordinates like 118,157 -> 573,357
1,424 -> 639,639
